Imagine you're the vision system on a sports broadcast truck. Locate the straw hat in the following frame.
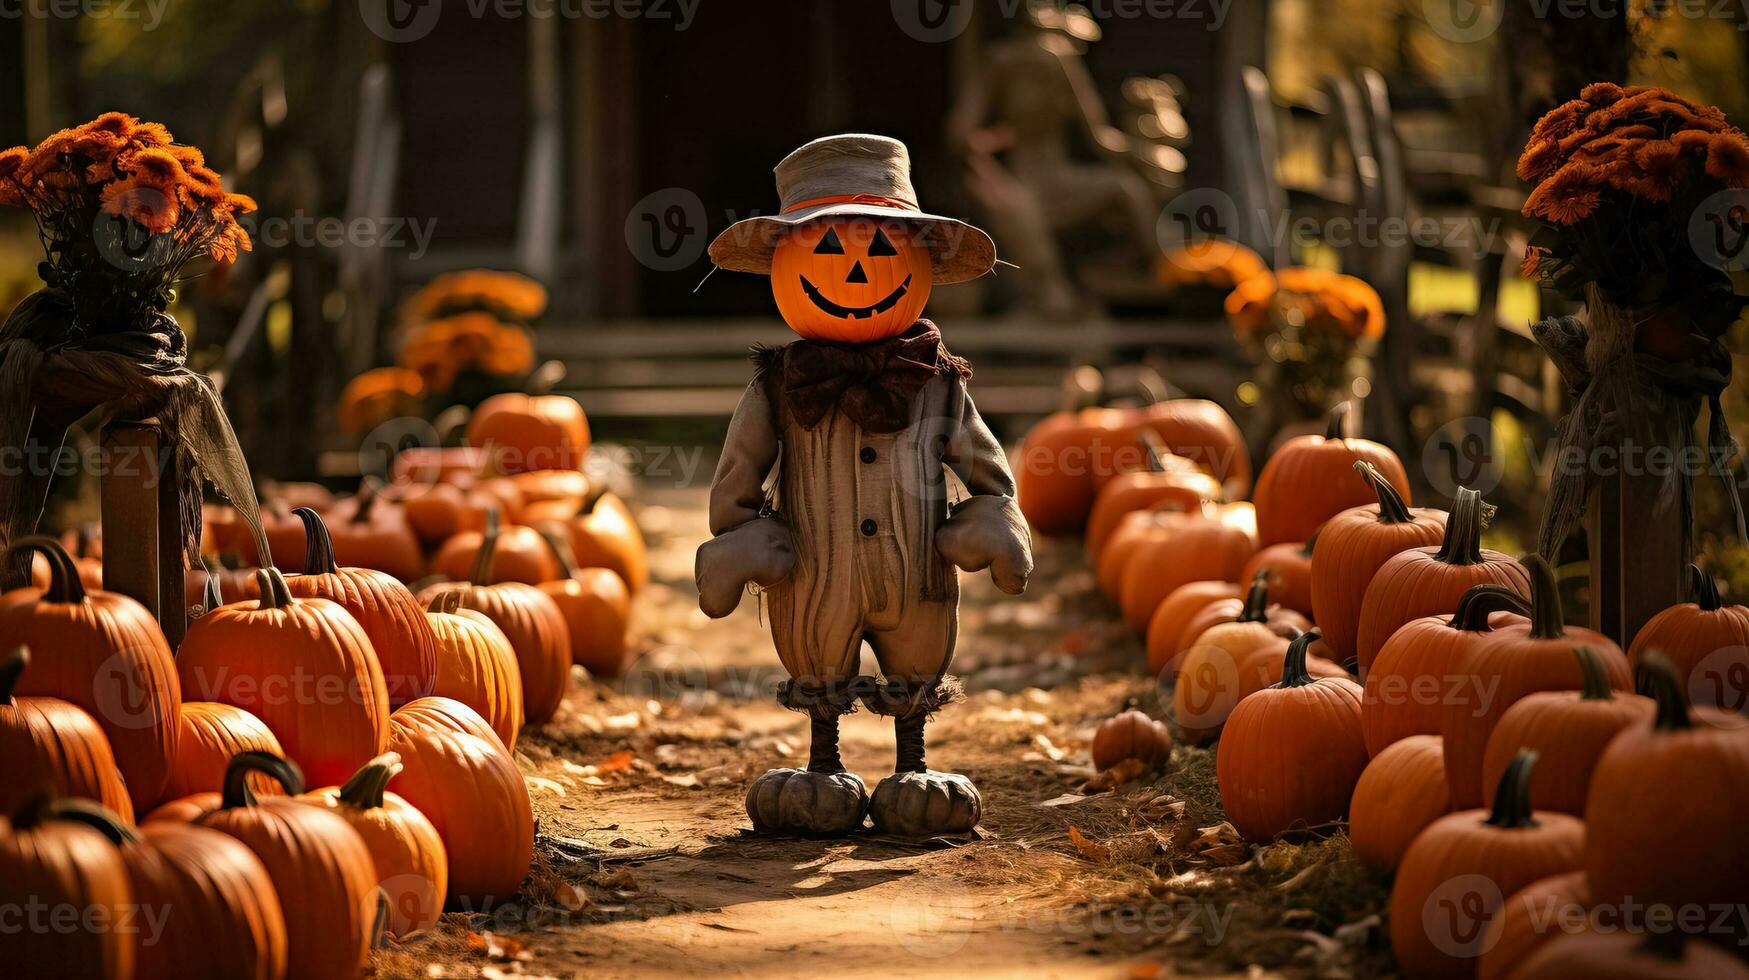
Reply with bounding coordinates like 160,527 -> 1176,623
707,134 -> 996,284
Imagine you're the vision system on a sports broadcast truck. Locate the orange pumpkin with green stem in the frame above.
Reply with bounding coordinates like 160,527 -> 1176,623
1237,534 -> 1316,618
1627,563 -> 1749,710
300,752 -> 448,938
0,536 -> 181,811
1083,432 -> 1221,561
426,591 -> 524,749
536,524 -> 632,677
0,647 -> 134,823
1253,404 -> 1411,546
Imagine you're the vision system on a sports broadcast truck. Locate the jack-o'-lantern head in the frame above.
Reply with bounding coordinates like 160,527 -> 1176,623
771,218 -> 933,342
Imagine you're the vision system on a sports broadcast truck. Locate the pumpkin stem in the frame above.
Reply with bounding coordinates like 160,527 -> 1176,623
1276,630 -> 1321,688
351,481 -> 381,525
4,536 -> 86,604
1574,646 -> 1613,701
1687,564 -> 1723,611
1298,527 -> 1320,559
469,508 -> 502,586
1520,553 -> 1566,640
1325,401 -> 1349,441
1485,750 -> 1541,829
0,646 -> 26,705
427,589 -> 466,616
535,523 -> 581,579
1136,429 -> 1171,473
293,507 -> 342,576
221,751 -> 305,808
336,752 -> 403,809
1434,488 -> 1486,566
254,568 -> 295,610
1238,569 -> 1272,623
1639,653 -> 1692,731
44,798 -> 140,846
1353,461 -> 1413,524
1450,583 -> 1531,630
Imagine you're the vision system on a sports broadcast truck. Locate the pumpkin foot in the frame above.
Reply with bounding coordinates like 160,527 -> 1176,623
869,770 -> 982,837
745,768 -> 869,836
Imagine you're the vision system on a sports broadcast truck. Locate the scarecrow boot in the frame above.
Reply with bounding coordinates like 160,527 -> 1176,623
864,677 -> 982,837
745,680 -> 869,835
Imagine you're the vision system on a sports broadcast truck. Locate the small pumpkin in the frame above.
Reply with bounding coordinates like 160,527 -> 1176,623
426,591 -> 524,750
194,752 -> 380,980
1442,555 -> 1631,808
1119,397 -> 1252,498
1307,461 -> 1447,667
1627,563 -> 1749,711
1017,404 -> 1132,537
1388,751 -> 1585,980
535,524 -> 632,676
0,536 -> 181,811
1117,508 -> 1256,632
1173,574 -> 1313,742
276,507 -> 438,708
164,701 -> 286,802
0,795 -> 136,978
1475,871 -> 1589,980
1480,646 -> 1654,816
300,752 -> 448,938
1233,641 -> 1348,704
419,510 -> 571,725
1253,404 -> 1411,546
1353,486 -> 1530,677
178,568 -> 391,788
387,722 -> 533,906
53,799 -> 289,980
1237,535 -> 1316,618
564,490 -> 649,594
1083,433 -> 1221,560
0,646 -> 134,823
1143,579 -> 1242,676
1090,709 -> 1173,772
1361,583 -> 1529,756
1347,734 -> 1451,872
1170,584 -> 1310,673
318,484 -> 426,582
511,468 -> 591,504
432,515 -> 561,586
142,793 -> 222,824
467,391 -> 591,474
1584,655 -> 1749,928
1510,929 -> 1749,980
1215,631 -> 1368,841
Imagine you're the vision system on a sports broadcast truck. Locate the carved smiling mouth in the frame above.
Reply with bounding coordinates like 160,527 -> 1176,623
800,274 -> 913,320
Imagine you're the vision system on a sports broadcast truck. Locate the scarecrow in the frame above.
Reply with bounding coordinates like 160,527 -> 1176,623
697,135 -> 1032,837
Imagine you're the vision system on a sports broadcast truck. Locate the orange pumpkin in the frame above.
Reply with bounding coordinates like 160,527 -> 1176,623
318,485 -> 425,582
1233,641 -> 1348,703
338,365 -> 424,434
1090,709 -> 1173,772
278,507 -> 438,708
1513,930 -> 1749,980
300,752 -> 448,938
1627,563 -> 1749,711
1170,587 -> 1310,672
1238,536 -> 1316,618
194,752 -> 380,980
1584,655 -> 1749,929
535,524 -> 632,677
420,511 -> 571,724
1017,405 -> 1131,537
164,701 -> 286,802
0,796 -> 136,978
511,468 -> 591,504
1389,751 -> 1585,979
1306,461 -> 1447,668
388,722 -> 533,906
1347,734 -> 1451,872
1480,646 -> 1654,816
0,647 -> 134,823
1475,871 -> 1589,980
391,695 -> 504,746
432,517 -> 560,586
1442,555 -> 1630,808
1214,631 -> 1368,840
1173,575 -> 1312,743
1143,580 -> 1242,676
1083,434 -> 1222,560
0,536 -> 181,810
771,217 -> 933,343
1119,398 -> 1252,498
178,568 -> 391,788
1361,583 -> 1529,756
53,800 -> 289,980
1253,405 -> 1411,546
426,591 -> 524,750
1353,487 -> 1530,677
1117,508 -> 1256,632
565,491 -> 649,594
141,792 -> 221,824
467,391 -> 591,474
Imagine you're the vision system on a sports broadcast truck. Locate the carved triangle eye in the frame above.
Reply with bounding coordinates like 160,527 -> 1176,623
813,227 -> 845,255
868,227 -> 898,257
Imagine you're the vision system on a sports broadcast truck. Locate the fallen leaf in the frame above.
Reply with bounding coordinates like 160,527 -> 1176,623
524,776 -> 567,797
552,882 -> 590,911
1068,825 -> 1111,863
1036,793 -> 1096,807
466,930 -> 531,962
660,773 -> 700,788
604,712 -> 641,731
1081,757 -> 1148,793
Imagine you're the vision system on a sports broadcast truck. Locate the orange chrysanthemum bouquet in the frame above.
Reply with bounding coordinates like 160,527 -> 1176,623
0,111 -> 255,329
1224,265 -> 1384,419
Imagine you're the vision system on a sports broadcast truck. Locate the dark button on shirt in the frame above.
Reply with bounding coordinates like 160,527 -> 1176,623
860,446 -> 877,464
860,518 -> 878,537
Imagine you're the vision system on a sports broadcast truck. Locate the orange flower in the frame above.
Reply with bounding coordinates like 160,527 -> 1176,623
1157,238 -> 1269,290
118,147 -> 188,184
1580,82 -> 1626,104
1517,138 -> 1563,183
99,176 -> 181,234
1705,133 -> 1749,186
1520,248 -> 1542,279
338,367 -> 425,434
207,222 -> 253,264
403,270 -> 548,326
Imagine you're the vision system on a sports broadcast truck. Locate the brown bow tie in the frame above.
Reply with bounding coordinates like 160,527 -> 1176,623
778,321 -> 950,434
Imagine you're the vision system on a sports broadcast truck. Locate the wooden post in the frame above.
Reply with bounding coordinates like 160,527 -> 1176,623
100,420 -> 186,647
1586,451 -> 1689,648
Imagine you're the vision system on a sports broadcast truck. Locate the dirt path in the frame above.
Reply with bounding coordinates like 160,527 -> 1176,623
372,487 -> 1389,980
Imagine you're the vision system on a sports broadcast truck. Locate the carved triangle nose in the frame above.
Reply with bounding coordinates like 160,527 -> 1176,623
845,260 -> 868,284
